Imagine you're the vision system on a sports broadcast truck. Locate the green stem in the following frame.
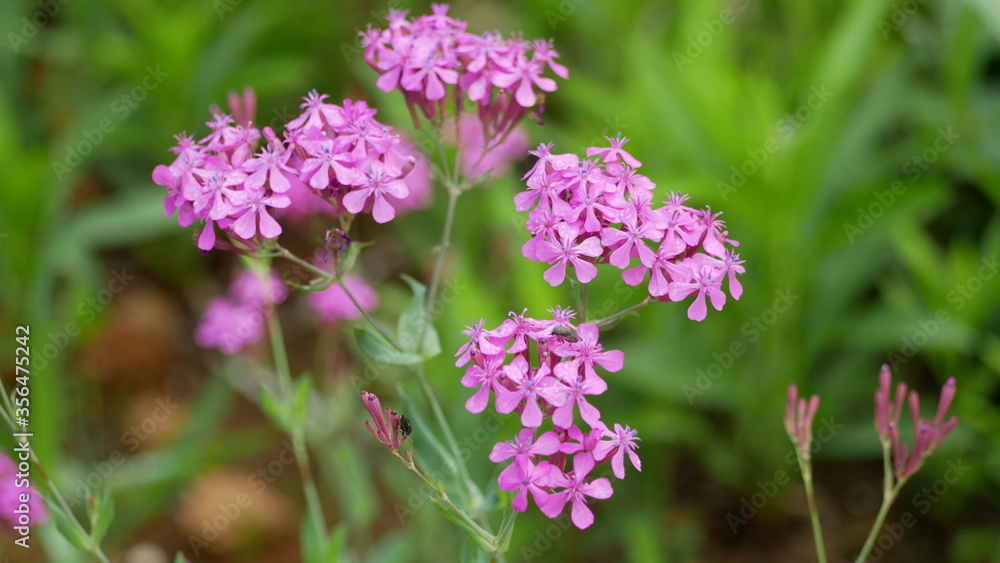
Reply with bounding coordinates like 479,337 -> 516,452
412,362 -> 482,509
264,288 -> 329,544
426,189 -> 460,312
393,450 -> 495,549
0,413 -> 111,562
337,278 -> 404,351
855,478 -> 908,563
589,297 -> 652,327
799,454 -> 827,563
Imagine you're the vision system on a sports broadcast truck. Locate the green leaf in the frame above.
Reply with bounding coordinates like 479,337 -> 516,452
85,483 -> 115,546
355,327 -> 421,366
327,524 -> 347,562
292,377 -> 312,428
259,386 -> 290,432
174,552 -> 189,563
47,500 -> 93,553
397,274 -> 441,360
428,496 -> 493,553
299,510 -> 328,563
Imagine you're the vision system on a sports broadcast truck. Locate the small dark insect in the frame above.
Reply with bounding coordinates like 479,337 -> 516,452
552,326 -> 580,343
399,414 -> 413,438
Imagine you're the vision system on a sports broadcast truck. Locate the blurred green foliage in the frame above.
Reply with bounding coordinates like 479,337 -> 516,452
1,0 -> 999,561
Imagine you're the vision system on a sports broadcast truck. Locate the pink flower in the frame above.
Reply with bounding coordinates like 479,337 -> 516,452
194,298 -> 265,355
538,453 -> 613,529
461,353 -> 507,413
667,257 -> 727,322
489,428 -> 561,471
308,274 -> 379,324
552,323 -> 622,391
497,460 -> 558,513
534,224 -> 602,286
341,161 -> 409,223
229,187 -> 291,240
496,357 -> 566,428
360,390 -> 408,451
593,424 -> 641,479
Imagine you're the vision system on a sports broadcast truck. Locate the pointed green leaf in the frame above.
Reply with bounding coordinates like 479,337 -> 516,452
174,551 -> 189,563
355,327 -> 421,366
397,274 -> 440,359
48,500 -> 93,552
86,483 -> 115,546
259,386 -> 290,432
292,376 -> 312,427
300,510 -> 328,563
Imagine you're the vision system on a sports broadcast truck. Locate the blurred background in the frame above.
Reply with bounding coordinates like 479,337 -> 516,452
1,0 -> 999,561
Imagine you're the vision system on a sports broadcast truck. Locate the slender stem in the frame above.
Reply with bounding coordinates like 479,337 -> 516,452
264,295 -> 328,543
798,454 -> 827,563
392,450 -> 495,547
581,283 -> 589,321
337,278 -> 404,351
855,479 -> 908,562
412,362 -> 482,509
590,297 -> 653,327
426,189 -> 460,312
274,244 -> 333,282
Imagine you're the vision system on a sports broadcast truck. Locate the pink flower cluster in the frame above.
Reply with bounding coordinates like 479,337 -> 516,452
195,269 -> 287,355
153,90 -> 423,252
457,308 -> 640,529
874,365 -> 958,480
517,137 -> 746,321
0,452 -> 47,529
361,4 -> 567,141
